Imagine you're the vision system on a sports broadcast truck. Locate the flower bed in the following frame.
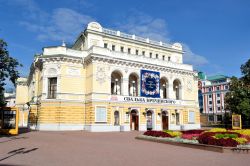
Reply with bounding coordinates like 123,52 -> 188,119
143,131 -> 172,138
142,128 -> 250,147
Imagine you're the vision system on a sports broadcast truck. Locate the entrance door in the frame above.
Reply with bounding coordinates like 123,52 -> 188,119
130,110 -> 139,130
162,112 -> 168,130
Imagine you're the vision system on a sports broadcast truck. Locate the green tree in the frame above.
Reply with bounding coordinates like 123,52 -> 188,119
225,59 -> 250,127
0,39 -> 22,106
241,59 -> 250,84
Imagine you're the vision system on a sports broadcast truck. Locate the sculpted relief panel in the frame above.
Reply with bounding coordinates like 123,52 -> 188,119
96,66 -> 106,85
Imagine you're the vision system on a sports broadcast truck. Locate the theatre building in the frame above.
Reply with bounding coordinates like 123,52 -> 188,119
15,22 -> 200,131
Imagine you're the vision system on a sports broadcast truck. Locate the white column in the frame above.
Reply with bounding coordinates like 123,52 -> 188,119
168,83 -> 174,99
123,78 -> 129,96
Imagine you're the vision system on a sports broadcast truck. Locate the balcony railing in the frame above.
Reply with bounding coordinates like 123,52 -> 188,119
102,28 -> 173,49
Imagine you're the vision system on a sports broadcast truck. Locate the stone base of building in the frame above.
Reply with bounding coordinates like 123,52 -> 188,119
29,123 -> 201,132
169,124 -> 201,130
35,124 -> 85,131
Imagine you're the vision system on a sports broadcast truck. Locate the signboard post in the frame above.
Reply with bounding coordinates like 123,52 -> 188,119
0,107 -> 19,135
232,114 -> 242,130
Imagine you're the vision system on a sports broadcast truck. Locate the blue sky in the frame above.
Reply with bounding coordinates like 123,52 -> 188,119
1,0 -> 250,88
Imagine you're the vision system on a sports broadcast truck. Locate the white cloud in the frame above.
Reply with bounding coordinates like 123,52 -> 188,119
182,44 -> 209,67
15,0 -> 95,42
115,11 -> 169,42
34,8 -> 94,42
115,11 -> 209,67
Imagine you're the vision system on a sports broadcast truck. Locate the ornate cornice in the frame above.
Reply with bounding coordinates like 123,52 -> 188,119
40,55 -> 83,64
85,54 -> 195,76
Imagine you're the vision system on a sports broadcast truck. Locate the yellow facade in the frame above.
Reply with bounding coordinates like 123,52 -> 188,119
15,22 -> 200,131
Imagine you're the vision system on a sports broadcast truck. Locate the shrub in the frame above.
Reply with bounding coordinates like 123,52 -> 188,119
208,138 -> 238,147
208,128 -> 227,132
229,129 -> 250,137
144,131 -> 172,138
181,134 -> 200,140
197,132 -> 241,147
214,133 -> 238,139
181,129 -> 205,134
233,138 -> 248,144
240,135 -> 250,143
164,130 -> 182,137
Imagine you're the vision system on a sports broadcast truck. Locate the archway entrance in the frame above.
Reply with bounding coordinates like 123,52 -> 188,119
130,110 -> 139,130
146,110 -> 153,130
162,111 -> 168,130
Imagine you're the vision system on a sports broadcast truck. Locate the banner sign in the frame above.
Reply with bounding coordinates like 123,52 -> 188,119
232,114 -> 242,130
141,70 -> 160,98
110,95 -> 178,105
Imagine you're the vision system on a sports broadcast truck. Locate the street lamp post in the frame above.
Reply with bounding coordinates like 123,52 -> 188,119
163,84 -> 166,98
132,80 -> 135,96
175,85 -> 179,99
115,78 -> 118,95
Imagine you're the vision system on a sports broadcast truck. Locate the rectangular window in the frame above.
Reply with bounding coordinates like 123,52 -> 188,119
217,100 -> 221,104
225,85 -> 229,90
209,94 -> 212,98
188,111 -> 195,123
95,106 -> 107,122
104,43 -> 108,48
150,52 -> 152,58
112,45 -> 115,51
209,107 -> 213,112
168,56 -> 171,61
216,86 -> 220,91
48,77 -> 57,99
142,51 -> 145,56
136,49 -> 139,55
217,93 -> 220,98
218,107 -> 221,111
128,48 -> 131,54
156,54 -> 158,59
125,112 -> 130,122
217,115 -> 222,121
208,115 -> 214,122
209,101 -> 212,105
120,46 -> 124,52
209,87 -> 212,92
162,55 -> 165,60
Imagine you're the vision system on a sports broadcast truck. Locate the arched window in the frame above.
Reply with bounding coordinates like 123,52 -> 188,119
111,71 -> 122,95
173,79 -> 181,100
160,78 -> 168,99
128,73 -> 139,96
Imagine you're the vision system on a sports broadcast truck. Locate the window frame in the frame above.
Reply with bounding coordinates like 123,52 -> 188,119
120,46 -> 124,52
128,48 -> 131,54
142,51 -> 145,56
47,77 -> 57,99
95,106 -> 107,123
188,111 -> 195,124
104,43 -> 108,48
136,49 -> 139,55
149,52 -> 152,58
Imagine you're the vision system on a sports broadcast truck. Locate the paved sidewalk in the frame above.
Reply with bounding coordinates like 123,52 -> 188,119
0,131 -> 249,166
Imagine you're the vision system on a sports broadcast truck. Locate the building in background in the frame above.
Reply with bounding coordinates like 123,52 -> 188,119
4,89 -> 16,107
198,72 -> 230,124
15,22 -> 200,131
